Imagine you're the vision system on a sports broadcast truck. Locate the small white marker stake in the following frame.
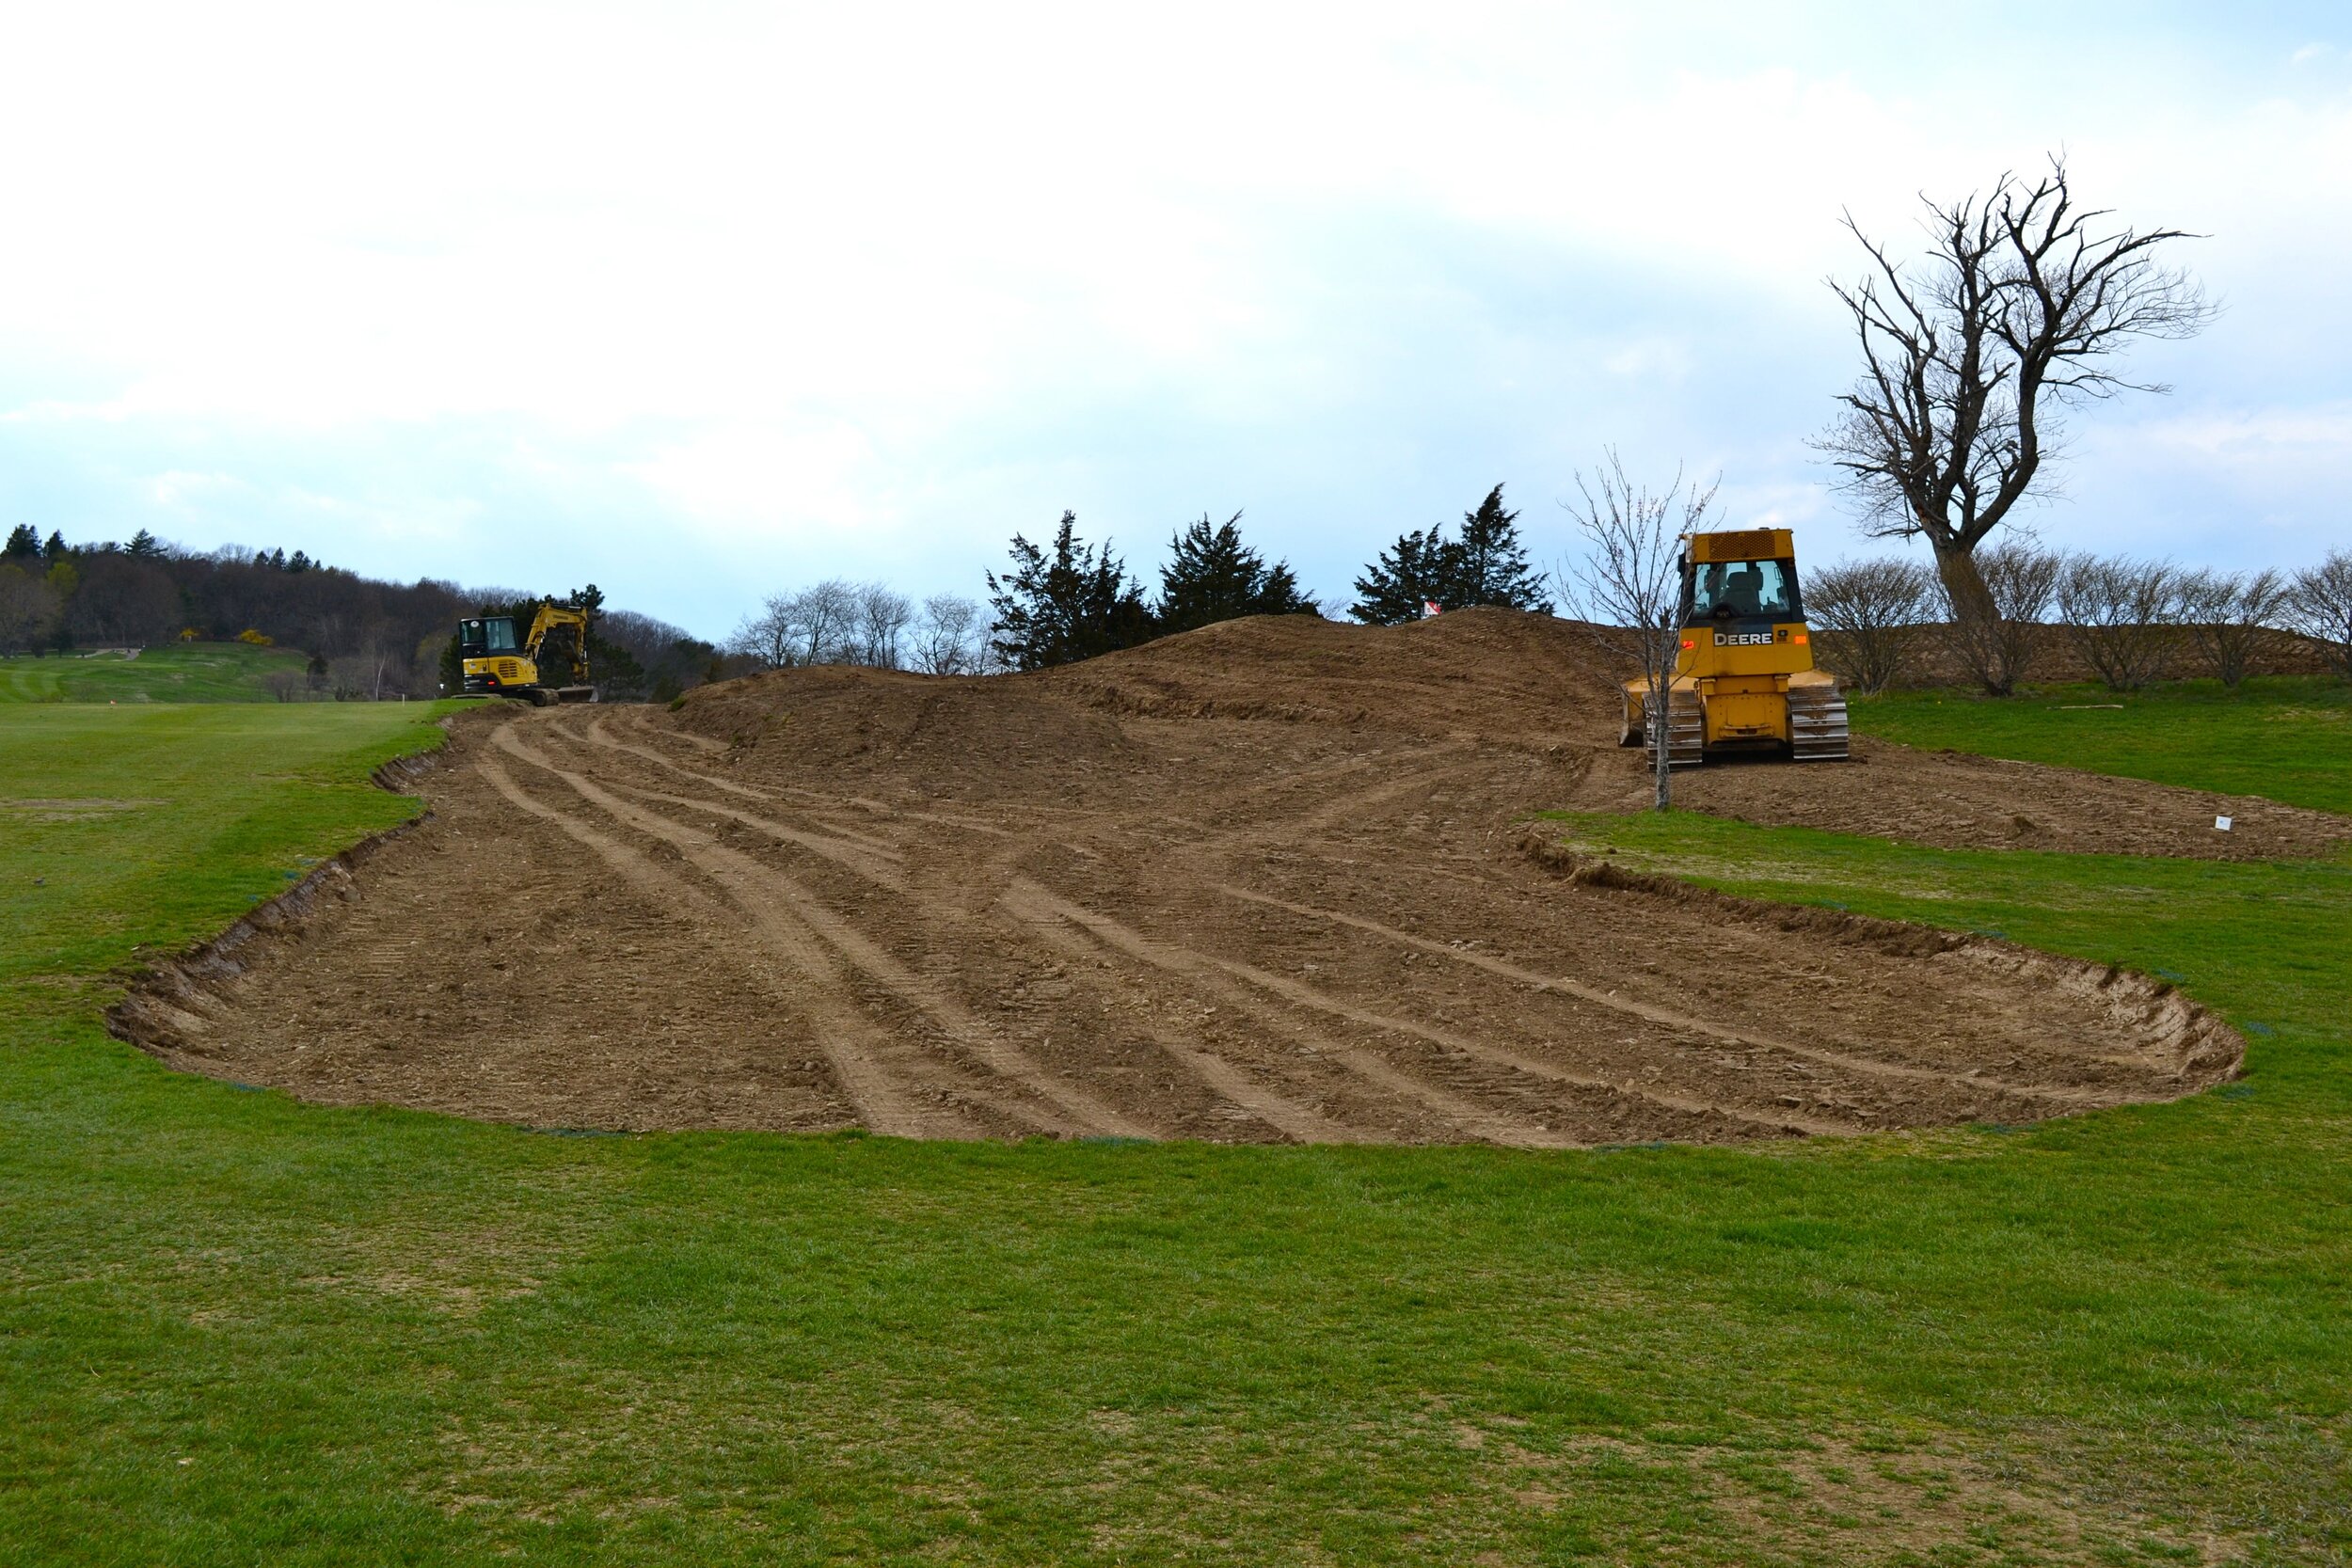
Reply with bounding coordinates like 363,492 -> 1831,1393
2216,816 -> 2233,832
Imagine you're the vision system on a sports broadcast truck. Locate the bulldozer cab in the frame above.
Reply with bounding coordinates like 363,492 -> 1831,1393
1685,558 -> 1797,625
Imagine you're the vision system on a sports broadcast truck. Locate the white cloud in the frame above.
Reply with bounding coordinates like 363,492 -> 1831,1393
0,3 -> 2345,628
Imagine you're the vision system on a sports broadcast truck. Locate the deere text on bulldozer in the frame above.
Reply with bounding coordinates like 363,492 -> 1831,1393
457,603 -> 598,706
1619,529 -> 1849,767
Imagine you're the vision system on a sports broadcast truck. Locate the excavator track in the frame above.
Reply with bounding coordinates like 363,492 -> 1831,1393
1645,690 -> 1707,769
1788,686 -> 1851,762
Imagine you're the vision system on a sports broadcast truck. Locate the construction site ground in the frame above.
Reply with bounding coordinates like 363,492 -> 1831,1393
128,610 -> 2337,1145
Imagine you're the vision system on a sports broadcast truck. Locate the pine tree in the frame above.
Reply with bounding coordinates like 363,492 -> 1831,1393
1348,527 -> 1459,625
1155,512 -> 1318,634
287,549 -> 312,573
1452,483 -> 1549,610
42,531 -> 67,561
985,512 -> 1157,670
126,528 -> 164,559
2,524 -> 38,562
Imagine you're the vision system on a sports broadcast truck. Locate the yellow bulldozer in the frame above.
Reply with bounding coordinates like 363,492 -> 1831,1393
457,602 -> 597,705
1619,528 -> 1849,767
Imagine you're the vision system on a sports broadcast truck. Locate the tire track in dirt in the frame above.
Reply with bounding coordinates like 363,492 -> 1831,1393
1007,879 -> 1639,1148
475,754 -> 967,1138
1208,883 -> 2111,1112
1038,884 -> 1844,1140
1009,911 -> 1375,1144
580,715 -> 1843,1139
561,717 -> 1418,1143
497,725 -> 1152,1139
591,712 -> 1016,840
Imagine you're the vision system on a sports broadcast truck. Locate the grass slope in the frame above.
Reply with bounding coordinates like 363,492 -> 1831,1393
2,693 -> 2347,1564
0,641 -> 319,704
1853,675 -> 2352,816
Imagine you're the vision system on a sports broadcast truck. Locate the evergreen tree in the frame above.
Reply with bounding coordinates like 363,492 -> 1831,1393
126,528 -> 164,559
1348,526 -> 1459,625
985,511 -> 1156,670
287,549 -> 312,573
1155,511 -> 1318,634
266,547 -> 287,569
43,531 -> 67,562
1452,483 -> 1549,610
3,524 -> 38,562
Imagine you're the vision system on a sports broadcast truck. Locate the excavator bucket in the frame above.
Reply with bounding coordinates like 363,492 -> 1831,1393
553,686 -> 598,704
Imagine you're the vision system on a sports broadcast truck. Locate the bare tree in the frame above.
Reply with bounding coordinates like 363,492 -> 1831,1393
1804,557 -> 1933,694
262,669 -> 304,703
2176,567 -> 2290,689
729,592 -> 805,669
852,584 -> 914,668
795,580 -> 860,665
1820,156 -> 2213,642
913,594 -> 986,674
2053,554 -> 2183,691
1554,452 -> 1717,811
2288,548 -> 2352,681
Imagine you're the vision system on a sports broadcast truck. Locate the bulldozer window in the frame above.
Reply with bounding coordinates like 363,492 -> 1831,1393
1691,561 -> 1794,622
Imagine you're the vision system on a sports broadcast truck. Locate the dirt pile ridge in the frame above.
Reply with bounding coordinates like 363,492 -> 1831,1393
119,608 -> 2314,1143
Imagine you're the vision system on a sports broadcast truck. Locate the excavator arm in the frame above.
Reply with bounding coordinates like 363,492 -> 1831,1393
523,604 -> 593,689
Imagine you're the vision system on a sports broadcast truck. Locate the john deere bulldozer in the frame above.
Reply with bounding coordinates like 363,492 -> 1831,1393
1618,528 -> 1848,767
457,602 -> 597,705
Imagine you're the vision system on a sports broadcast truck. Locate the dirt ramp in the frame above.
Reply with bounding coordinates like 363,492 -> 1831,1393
681,609 -> 2348,862
120,699 -> 2244,1145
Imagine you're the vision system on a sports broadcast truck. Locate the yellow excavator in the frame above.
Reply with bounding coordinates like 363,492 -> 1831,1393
457,602 -> 597,705
1619,528 -> 1848,767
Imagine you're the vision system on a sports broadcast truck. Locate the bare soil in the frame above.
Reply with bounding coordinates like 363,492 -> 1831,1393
120,610 -> 2303,1145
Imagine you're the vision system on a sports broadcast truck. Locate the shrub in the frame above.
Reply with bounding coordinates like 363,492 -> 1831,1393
2288,548 -> 2352,680
2053,554 -> 2183,691
2176,567 -> 2291,688
1804,557 -> 1932,693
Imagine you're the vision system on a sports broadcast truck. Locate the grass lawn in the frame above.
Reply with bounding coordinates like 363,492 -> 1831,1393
1,694 -> 2347,1564
1853,674 -> 2352,816
0,641 -> 320,704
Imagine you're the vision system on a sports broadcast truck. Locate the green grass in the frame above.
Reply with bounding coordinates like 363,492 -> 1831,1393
1853,674 -> 2352,815
3,694 -> 2349,1563
0,641 -> 318,704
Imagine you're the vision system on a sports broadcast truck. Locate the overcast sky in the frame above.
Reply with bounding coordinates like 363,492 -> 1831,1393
2,3 -> 2346,638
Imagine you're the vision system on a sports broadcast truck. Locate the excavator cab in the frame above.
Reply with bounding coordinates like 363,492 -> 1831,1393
1620,529 -> 1849,767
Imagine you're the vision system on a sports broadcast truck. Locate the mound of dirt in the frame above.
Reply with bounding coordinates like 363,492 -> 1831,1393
115,607 -> 2311,1145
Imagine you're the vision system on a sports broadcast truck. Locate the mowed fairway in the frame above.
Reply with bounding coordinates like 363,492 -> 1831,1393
2,697 -> 2348,1563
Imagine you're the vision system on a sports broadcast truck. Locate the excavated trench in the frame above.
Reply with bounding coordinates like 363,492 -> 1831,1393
116,610 -> 2307,1144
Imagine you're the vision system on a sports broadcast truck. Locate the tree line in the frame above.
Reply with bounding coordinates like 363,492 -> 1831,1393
1804,546 -> 2352,695
725,491 -> 1551,676
0,524 -> 722,703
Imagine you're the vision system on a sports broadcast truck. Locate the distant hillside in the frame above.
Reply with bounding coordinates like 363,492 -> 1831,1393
0,527 -> 721,702
0,641 -> 320,704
